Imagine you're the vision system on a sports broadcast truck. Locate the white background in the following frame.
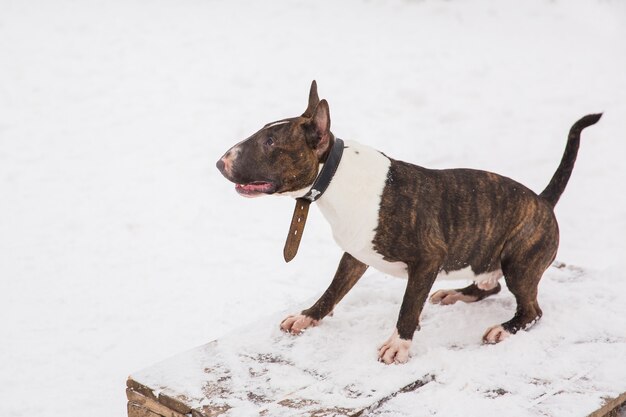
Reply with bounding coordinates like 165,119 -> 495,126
1,0 -> 625,416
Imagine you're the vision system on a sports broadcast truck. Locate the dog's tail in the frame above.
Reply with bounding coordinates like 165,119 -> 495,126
539,113 -> 602,207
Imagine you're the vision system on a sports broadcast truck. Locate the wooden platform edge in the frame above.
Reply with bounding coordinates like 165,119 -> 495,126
127,388 -> 187,417
127,374 -> 626,417
588,391 -> 626,417
127,377 -> 232,417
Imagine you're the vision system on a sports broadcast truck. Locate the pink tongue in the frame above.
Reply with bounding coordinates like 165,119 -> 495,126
235,182 -> 271,193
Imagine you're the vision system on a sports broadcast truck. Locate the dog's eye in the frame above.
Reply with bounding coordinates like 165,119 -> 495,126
265,137 -> 274,146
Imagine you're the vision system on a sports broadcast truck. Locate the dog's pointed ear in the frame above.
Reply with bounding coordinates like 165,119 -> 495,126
306,99 -> 331,156
302,80 -> 320,118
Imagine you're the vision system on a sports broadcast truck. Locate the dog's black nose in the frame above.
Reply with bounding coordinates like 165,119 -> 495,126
216,158 -> 225,173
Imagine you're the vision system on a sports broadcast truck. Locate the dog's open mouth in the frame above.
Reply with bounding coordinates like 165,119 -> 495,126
235,181 -> 275,197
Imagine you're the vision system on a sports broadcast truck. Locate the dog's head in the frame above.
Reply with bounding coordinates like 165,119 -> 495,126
216,81 -> 333,198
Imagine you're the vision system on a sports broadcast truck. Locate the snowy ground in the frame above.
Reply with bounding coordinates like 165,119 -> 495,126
1,1 -> 625,416
132,265 -> 626,417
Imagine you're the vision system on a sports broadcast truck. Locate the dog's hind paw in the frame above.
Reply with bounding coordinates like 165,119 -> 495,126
378,329 -> 412,364
280,314 -> 318,335
429,289 -> 477,305
482,325 -> 511,344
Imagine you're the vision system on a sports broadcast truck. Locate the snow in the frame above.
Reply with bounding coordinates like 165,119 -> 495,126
1,1 -> 625,416
131,265 -> 626,417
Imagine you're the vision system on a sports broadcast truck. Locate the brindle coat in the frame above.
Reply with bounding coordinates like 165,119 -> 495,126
217,81 -> 601,361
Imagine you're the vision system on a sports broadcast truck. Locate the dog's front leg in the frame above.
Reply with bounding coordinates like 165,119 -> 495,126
280,252 -> 368,334
378,259 -> 441,364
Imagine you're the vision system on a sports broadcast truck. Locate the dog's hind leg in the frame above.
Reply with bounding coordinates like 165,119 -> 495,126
430,281 -> 502,305
482,270 -> 543,344
482,229 -> 556,344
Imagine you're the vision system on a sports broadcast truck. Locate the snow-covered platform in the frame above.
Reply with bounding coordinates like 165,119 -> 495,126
127,264 -> 626,417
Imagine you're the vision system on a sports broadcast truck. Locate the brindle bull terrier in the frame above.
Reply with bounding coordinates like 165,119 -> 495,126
216,81 -> 601,364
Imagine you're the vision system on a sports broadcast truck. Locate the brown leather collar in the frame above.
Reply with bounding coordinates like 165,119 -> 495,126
283,138 -> 344,262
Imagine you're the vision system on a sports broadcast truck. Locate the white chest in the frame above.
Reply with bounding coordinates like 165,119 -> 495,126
315,141 -> 409,277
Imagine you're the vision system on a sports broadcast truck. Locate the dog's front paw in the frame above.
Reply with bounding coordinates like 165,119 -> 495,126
429,289 -> 469,305
280,314 -> 318,335
378,329 -> 411,364
482,324 -> 511,344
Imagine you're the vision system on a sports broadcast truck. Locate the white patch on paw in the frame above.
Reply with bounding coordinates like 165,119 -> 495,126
377,329 -> 412,364
429,289 -> 478,305
523,318 -> 540,331
482,325 -> 511,344
279,314 -> 318,335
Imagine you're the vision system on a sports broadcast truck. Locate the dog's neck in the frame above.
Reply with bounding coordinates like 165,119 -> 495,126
278,136 -> 343,200
301,137 -> 344,202
283,139 -> 392,262
282,136 -> 344,262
